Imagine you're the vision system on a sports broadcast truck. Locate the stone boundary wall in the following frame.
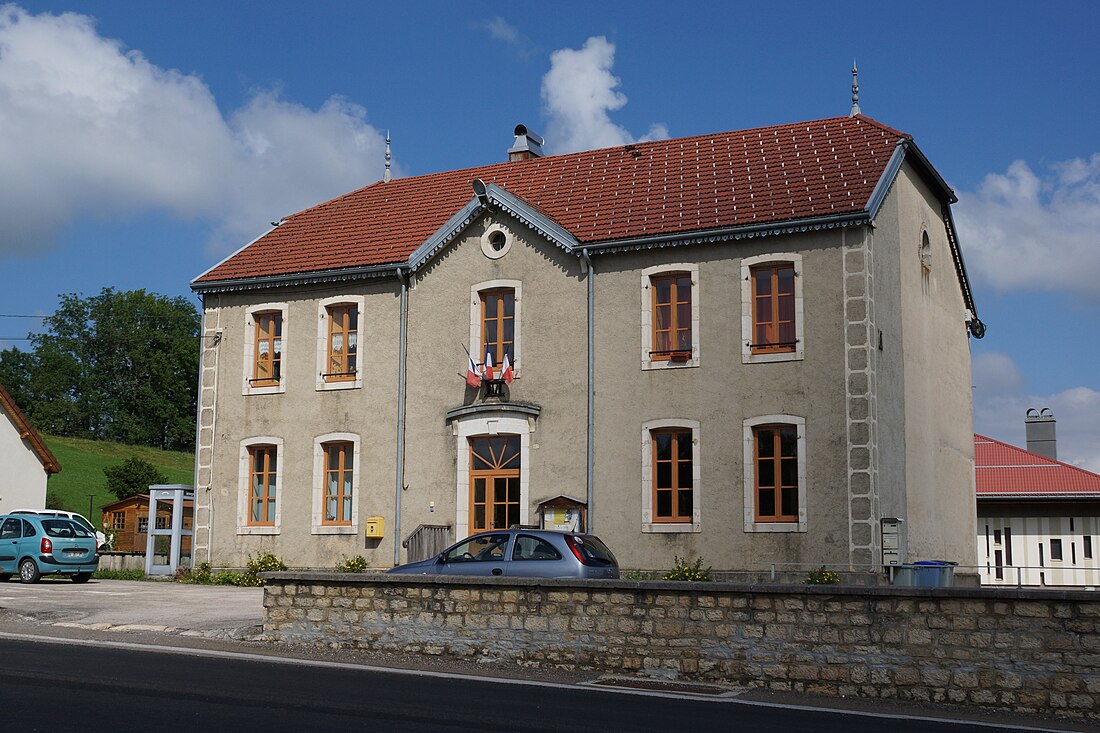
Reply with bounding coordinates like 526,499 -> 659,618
262,573 -> 1100,720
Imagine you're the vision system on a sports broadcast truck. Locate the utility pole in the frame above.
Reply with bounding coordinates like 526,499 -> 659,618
87,493 -> 97,520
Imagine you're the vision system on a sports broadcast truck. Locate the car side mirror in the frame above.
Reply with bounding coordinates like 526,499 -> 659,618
436,555 -> 446,565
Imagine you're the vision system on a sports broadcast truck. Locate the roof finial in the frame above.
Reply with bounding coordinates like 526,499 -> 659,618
849,60 -> 861,117
383,130 -> 392,183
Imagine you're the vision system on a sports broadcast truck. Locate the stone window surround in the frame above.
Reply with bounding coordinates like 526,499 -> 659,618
237,436 -> 284,535
740,253 -> 805,364
640,264 -> 700,370
743,415 -> 807,533
641,418 -> 701,533
452,413 -> 532,540
315,296 -> 365,392
469,279 -> 522,378
243,302 -> 288,396
311,432 -> 361,535
480,222 -> 514,260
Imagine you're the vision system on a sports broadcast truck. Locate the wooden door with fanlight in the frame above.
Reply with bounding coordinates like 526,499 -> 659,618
469,435 -> 520,532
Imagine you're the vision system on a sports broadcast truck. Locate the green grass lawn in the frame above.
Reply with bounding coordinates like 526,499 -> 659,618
43,435 -> 194,525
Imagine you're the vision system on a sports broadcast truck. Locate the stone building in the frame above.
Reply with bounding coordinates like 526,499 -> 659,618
190,112 -> 983,573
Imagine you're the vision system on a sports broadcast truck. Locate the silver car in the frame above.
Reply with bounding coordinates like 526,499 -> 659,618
388,529 -> 619,579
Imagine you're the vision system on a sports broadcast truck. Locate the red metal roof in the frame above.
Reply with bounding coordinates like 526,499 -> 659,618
975,434 -> 1100,499
195,115 -> 906,284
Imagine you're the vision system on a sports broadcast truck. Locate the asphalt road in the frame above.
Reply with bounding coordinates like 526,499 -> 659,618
0,578 -> 1093,732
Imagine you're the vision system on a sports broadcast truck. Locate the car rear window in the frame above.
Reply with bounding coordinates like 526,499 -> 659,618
42,519 -> 92,539
571,535 -> 617,566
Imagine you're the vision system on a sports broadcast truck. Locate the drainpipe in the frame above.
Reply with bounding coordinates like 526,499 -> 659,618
582,249 -> 595,532
393,268 -> 410,566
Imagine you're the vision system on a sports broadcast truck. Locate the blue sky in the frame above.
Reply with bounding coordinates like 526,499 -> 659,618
1,1 -> 1098,468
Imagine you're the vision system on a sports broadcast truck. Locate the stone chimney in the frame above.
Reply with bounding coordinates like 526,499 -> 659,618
1025,408 -> 1057,460
507,124 -> 544,162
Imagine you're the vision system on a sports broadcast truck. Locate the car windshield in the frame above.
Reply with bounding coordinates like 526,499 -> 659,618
570,535 -> 617,566
42,519 -> 92,539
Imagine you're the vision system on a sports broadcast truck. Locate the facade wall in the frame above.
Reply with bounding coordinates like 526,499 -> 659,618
195,175 -> 976,574
265,573 -> 1100,722
978,502 -> 1100,587
0,409 -> 48,511
891,164 -> 977,564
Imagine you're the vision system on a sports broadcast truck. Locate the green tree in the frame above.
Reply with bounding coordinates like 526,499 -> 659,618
4,288 -> 200,451
104,457 -> 169,500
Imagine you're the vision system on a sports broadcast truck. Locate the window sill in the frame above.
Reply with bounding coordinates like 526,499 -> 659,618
643,522 -> 701,534
744,520 -> 806,533
642,358 -> 700,371
237,525 -> 279,535
312,525 -> 358,535
743,349 -> 803,365
244,383 -> 286,396
316,379 -> 362,392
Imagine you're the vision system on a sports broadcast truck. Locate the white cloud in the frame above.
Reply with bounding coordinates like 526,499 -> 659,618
540,36 -> 668,155
0,5 -> 387,255
955,155 -> 1100,302
476,17 -> 537,60
973,350 -> 1100,471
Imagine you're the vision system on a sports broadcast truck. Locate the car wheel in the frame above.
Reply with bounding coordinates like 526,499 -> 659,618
71,573 -> 92,584
19,558 -> 41,584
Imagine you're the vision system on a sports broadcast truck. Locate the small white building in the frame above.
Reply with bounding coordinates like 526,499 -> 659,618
0,383 -> 60,512
976,410 -> 1100,588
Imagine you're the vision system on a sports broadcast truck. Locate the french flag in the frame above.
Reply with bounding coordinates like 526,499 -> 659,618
483,350 -> 495,381
500,353 -> 514,384
466,353 -> 482,388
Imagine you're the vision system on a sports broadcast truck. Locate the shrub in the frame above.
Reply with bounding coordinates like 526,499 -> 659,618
238,552 -> 287,587
212,570 -> 241,585
662,556 -> 712,582
191,562 -> 212,584
104,456 -> 168,500
335,555 -> 369,573
92,568 -> 145,581
45,490 -> 66,510
803,566 -> 842,585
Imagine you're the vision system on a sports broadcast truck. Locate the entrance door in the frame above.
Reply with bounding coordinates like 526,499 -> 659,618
469,435 -> 520,532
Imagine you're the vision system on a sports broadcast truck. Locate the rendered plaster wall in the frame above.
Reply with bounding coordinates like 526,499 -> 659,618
592,230 -> 851,571
892,164 -> 977,564
264,573 -> 1100,721
196,280 -> 403,569
399,213 -> 589,547
0,409 -> 48,511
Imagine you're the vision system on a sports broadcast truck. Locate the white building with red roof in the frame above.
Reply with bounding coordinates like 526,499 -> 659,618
191,109 -> 985,576
0,383 -> 61,512
976,410 -> 1100,587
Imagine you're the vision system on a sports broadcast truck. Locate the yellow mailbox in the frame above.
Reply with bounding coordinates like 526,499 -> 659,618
365,516 -> 385,539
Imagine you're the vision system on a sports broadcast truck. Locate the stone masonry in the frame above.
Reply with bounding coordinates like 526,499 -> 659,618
262,573 -> 1100,721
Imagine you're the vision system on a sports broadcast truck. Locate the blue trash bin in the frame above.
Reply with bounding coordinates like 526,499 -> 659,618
911,560 -> 957,588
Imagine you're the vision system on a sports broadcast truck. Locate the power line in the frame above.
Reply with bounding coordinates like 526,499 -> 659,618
0,314 -> 48,318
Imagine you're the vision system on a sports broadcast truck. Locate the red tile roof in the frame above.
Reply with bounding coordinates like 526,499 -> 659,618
195,115 -> 907,284
0,383 -> 60,474
975,434 -> 1100,499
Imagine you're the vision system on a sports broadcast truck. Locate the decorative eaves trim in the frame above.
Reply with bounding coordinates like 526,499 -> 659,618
582,212 -> 871,256
407,183 -> 579,272
865,143 -> 907,221
191,262 -> 399,294
407,198 -> 486,271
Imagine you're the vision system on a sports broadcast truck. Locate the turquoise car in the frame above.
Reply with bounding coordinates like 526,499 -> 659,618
0,514 -> 99,584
